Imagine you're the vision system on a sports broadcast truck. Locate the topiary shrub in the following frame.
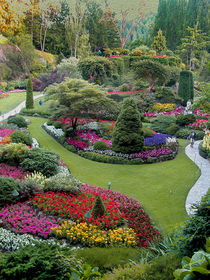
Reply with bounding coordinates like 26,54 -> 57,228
112,98 -> 144,154
92,196 -> 106,218
0,176 -> 20,207
166,124 -> 180,135
25,76 -> 34,109
0,143 -> 29,165
178,70 -> 194,105
151,115 -> 176,133
93,141 -> 109,151
7,116 -> 27,128
20,148 -> 60,177
176,114 -> 196,126
10,130 -> 32,146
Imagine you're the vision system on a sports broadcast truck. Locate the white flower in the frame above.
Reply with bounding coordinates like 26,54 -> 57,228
43,123 -> 64,137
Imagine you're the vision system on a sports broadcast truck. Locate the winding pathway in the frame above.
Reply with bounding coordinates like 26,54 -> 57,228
0,93 -> 43,122
185,140 -> 210,215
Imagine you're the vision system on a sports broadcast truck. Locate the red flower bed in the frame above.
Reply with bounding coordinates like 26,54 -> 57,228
82,185 -> 160,247
31,191 -> 126,230
187,119 -> 208,129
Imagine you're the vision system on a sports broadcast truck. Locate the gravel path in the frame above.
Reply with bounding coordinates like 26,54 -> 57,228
185,140 -> 210,214
0,94 -> 43,121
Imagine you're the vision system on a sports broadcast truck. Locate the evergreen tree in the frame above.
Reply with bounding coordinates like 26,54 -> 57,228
92,196 -> 106,218
112,98 -> 144,154
152,29 -> 166,54
26,76 -> 34,109
178,70 -> 194,105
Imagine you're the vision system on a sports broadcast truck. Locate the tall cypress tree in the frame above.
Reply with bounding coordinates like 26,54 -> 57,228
178,70 -> 194,105
26,76 -> 34,109
112,98 -> 144,154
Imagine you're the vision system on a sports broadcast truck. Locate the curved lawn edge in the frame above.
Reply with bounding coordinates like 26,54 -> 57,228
27,116 -> 200,234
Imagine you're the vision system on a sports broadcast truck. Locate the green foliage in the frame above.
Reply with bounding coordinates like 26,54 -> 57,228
0,243 -> 69,280
151,115 -> 176,133
193,84 -> 210,113
0,63 -> 12,80
176,114 -> 196,126
172,191 -> 210,257
142,128 -> 154,137
152,29 -> 167,54
176,129 -> 204,140
19,179 -> 42,200
20,148 -> 60,177
133,93 -> 156,113
174,247 -> 210,280
155,87 -> 182,104
10,130 -> 33,146
112,98 -> 144,154
26,76 -> 34,109
67,264 -> 101,280
0,176 -> 20,208
178,71 -> 194,105
43,174 -> 81,195
64,143 -> 77,153
75,247 -> 142,274
166,124 -> 180,135
0,143 -> 29,165
53,121 -> 62,129
7,116 -> 27,128
119,83 -> 130,91
93,141 -> 109,151
199,143 -> 210,160
132,49 -> 143,56
92,196 -> 106,218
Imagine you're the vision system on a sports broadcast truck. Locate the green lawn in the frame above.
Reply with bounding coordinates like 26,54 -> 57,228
0,91 -> 40,114
27,116 -> 200,234
20,96 -> 52,116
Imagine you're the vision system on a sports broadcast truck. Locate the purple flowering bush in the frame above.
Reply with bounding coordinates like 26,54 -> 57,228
0,203 -> 60,238
145,134 -> 171,147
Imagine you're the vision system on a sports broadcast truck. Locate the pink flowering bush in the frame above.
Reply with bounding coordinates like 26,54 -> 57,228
187,119 -> 208,130
0,163 -> 30,181
77,129 -> 112,147
81,185 -> 160,247
0,203 -> 60,238
131,147 -> 173,159
66,138 -> 88,149
0,128 -> 16,137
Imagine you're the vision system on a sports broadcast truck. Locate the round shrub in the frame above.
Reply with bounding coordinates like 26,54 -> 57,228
176,114 -> 196,126
0,176 -> 20,207
7,116 -> 27,128
20,148 -> 60,177
19,179 -> 42,200
53,121 -> 62,129
132,49 -> 143,56
142,128 -> 154,137
64,143 -> 77,153
10,130 -> 33,146
93,141 -> 109,151
166,124 -> 180,135
0,143 -> 29,165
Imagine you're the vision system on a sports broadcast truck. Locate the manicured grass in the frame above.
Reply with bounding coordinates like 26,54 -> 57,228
27,117 -> 200,234
0,91 -> 40,114
20,96 -> 53,116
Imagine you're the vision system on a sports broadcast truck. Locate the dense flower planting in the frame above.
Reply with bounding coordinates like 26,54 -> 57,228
144,108 -> 183,117
57,117 -> 89,128
131,147 -> 173,159
187,119 -> 208,130
108,90 -> 151,94
0,203 -> 59,238
152,103 -> 176,112
0,136 -> 11,144
202,133 -> 210,151
194,109 -> 210,117
77,129 -> 112,147
0,93 -> 9,99
145,134 -> 171,146
82,185 -> 160,247
66,137 -> 88,149
0,163 -> 30,181
0,128 -> 16,137
31,191 -> 126,230
51,221 -> 137,247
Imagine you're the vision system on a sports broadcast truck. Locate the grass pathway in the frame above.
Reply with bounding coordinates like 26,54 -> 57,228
27,117 -> 200,234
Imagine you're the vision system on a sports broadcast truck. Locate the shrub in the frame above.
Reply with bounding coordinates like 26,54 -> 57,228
132,49 -> 143,56
92,196 -> 106,218
142,128 -> 154,137
10,130 -> 32,146
7,116 -> 27,128
151,115 -> 176,133
0,243 -> 69,280
0,143 -> 29,165
119,83 -> 130,91
0,176 -> 20,207
25,76 -> 34,109
20,148 -> 60,177
199,142 -> 210,159
166,124 -> 180,135
175,129 -> 204,140
148,50 -> 156,56
176,114 -> 196,126
93,141 -> 109,151
53,121 -> 62,129
178,70 -> 194,105
155,87 -> 182,104
112,98 -> 144,154
63,143 -> 77,153
19,179 -> 42,200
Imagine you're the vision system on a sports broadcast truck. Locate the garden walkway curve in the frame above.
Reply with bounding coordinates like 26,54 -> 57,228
0,93 -> 44,122
185,140 -> 210,214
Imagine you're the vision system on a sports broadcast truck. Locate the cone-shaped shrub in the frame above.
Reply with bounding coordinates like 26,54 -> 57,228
112,98 -> 144,154
178,70 -> 194,106
92,196 -> 106,218
26,76 -> 34,109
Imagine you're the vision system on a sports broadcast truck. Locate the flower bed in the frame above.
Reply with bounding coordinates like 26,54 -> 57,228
0,203 -> 59,238
31,191 -> 126,230
77,129 -> 112,147
145,134 -> 171,146
0,128 -> 16,137
152,103 -> 176,112
187,119 -> 208,130
0,163 -> 30,181
144,108 -> 183,117
82,185 -> 160,247
51,221 -> 137,247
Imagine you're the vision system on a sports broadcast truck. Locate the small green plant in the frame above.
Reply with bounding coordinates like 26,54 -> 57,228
67,264 -> 101,280
7,116 -> 27,128
53,121 -> 62,129
92,196 -> 106,218
93,141 -> 109,151
0,176 -> 20,207
10,130 -> 33,146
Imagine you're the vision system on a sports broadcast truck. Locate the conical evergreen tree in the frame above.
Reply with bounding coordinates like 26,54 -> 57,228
92,196 -> 106,218
112,98 -> 144,154
152,29 -> 166,54
26,76 -> 34,109
178,70 -> 194,105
